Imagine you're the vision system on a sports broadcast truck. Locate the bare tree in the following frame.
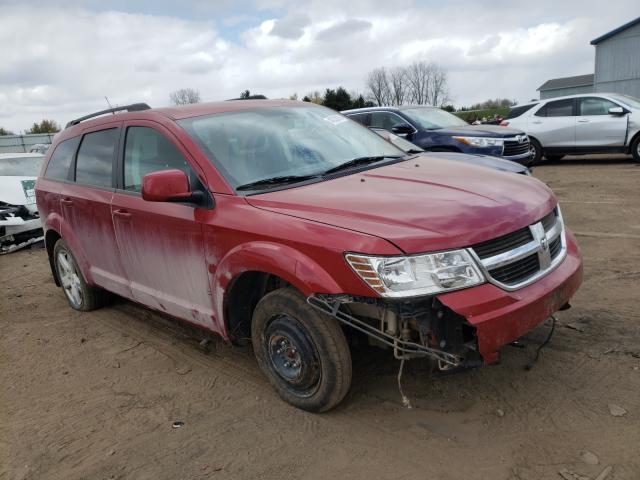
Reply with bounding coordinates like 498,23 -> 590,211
365,67 -> 391,106
427,63 -> 450,107
169,88 -> 201,106
388,67 -> 408,106
405,61 -> 433,105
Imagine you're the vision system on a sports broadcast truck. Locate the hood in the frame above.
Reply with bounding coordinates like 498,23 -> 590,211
245,156 -> 555,254
430,124 -> 524,138
424,152 -> 528,174
0,176 -> 37,209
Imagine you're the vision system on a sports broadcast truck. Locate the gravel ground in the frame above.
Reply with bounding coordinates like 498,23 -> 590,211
1,155 -> 639,480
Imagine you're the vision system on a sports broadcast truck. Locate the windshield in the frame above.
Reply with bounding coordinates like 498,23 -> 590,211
179,105 -> 404,189
0,156 -> 44,176
609,94 -> 640,109
402,107 -> 469,130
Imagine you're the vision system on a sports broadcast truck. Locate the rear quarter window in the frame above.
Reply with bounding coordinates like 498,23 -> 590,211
75,128 -> 118,188
44,137 -> 80,180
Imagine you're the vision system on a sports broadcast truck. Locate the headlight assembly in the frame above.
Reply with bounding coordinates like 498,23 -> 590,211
453,136 -> 504,148
345,250 -> 485,298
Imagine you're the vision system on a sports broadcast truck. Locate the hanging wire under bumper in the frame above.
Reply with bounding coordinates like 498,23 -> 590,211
306,294 -> 461,367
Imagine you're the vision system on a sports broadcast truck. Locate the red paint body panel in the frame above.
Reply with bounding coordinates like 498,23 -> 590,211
35,100 -> 583,360
247,157 -> 556,254
438,230 -> 583,363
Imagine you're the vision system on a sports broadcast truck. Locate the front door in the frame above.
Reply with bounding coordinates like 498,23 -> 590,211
575,97 -> 628,147
110,123 -> 215,330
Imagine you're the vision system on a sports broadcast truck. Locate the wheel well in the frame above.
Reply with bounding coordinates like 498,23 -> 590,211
224,272 -> 290,344
629,130 -> 640,151
45,230 -> 62,286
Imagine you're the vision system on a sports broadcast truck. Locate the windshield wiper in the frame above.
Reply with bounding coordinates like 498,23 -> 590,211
323,155 -> 403,176
405,148 -> 424,154
236,174 -> 320,191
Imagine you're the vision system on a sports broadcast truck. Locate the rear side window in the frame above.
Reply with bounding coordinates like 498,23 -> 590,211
506,104 -> 537,119
123,127 -> 193,192
535,99 -> 575,117
347,113 -> 370,126
45,137 -> 80,180
75,129 -> 118,188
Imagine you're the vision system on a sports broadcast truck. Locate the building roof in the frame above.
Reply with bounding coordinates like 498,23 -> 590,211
591,16 -> 640,45
537,74 -> 594,92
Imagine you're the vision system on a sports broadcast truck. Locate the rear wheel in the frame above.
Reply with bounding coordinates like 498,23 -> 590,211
544,154 -> 565,162
53,239 -> 109,311
529,138 -> 543,164
251,288 -> 352,412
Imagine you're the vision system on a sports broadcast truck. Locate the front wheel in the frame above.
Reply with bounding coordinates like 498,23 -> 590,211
529,138 -> 543,165
251,288 -> 352,412
632,136 -> 640,162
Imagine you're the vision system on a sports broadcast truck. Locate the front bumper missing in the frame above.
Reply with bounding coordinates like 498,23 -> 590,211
307,294 -> 462,366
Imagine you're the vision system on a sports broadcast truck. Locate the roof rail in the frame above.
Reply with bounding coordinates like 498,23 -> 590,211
65,103 -> 151,128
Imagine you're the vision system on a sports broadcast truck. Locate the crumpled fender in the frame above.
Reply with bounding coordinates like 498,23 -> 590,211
211,241 -> 343,334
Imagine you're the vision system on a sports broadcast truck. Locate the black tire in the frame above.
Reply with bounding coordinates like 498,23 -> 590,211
529,138 -> 543,165
53,239 -> 109,311
632,135 -> 640,162
251,288 -> 352,412
544,154 -> 565,162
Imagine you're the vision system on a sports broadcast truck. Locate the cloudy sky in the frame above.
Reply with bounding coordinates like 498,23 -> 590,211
0,0 -> 636,133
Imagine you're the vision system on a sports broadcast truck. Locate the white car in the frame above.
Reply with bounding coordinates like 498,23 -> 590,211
0,153 -> 45,253
502,93 -> 640,163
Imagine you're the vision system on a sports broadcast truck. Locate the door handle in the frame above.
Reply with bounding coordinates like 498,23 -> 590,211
577,119 -> 589,123
113,209 -> 132,220
61,197 -> 73,206
532,121 -> 542,124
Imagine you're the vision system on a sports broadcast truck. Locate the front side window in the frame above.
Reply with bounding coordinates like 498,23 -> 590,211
370,112 -> 408,130
45,137 -> 80,180
402,107 -> 468,129
536,99 -> 574,117
123,127 -> 192,192
346,113 -> 370,126
579,97 -> 618,116
75,129 -> 118,188
179,105 -> 403,189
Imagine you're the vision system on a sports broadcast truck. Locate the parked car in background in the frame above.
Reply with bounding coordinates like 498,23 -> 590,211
29,144 -> 50,154
0,153 -> 44,253
342,106 -> 533,166
36,100 -> 582,412
371,127 -> 532,175
501,93 -> 640,163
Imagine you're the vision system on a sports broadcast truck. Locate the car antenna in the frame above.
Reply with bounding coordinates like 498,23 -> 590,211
105,96 -> 113,111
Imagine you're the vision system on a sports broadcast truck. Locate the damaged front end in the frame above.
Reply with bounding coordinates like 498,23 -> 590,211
0,202 -> 43,254
308,293 -> 482,369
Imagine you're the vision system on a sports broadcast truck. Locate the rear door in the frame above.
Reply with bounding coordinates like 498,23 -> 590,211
60,123 -> 130,297
575,97 -> 627,147
528,99 -> 576,148
110,122 -> 215,329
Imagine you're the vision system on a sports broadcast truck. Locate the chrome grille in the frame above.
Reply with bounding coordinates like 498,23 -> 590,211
503,135 -> 530,157
470,207 -> 566,290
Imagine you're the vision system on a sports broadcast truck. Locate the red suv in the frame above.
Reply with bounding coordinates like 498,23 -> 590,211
36,100 -> 583,412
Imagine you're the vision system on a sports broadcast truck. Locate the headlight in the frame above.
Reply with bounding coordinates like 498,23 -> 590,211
453,136 -> 504,148
345,250 -> 485,298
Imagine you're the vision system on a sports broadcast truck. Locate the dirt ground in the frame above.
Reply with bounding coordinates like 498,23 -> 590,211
1,155 -> 639,480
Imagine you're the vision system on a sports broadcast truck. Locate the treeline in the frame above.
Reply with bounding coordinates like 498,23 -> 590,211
0,119 -> 60,136
364,61 -> 450,107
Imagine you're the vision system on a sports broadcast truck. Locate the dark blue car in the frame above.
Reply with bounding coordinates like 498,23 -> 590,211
342,106 -> 533,166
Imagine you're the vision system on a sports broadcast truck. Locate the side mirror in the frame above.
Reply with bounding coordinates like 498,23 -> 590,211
142,169 -> 193,202
608,106 -> 626,115
391,123 -> 414,135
